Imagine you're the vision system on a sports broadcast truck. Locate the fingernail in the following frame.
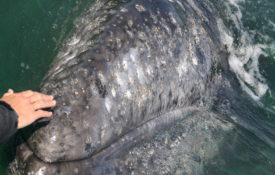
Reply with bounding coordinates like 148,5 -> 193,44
53,100 -> 57,105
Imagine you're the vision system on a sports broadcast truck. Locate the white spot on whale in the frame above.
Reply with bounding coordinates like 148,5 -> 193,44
125,90 -> 132,99
177,61 -> 188,77
122,59 -> 128,69
115,72 -> 127,87
129,48 -> 138,62
111,88 -> 117,97
137,66 -> 146,84
105,98 -> 112,113
192,56 -> 198,65
120,7 -> 128,13
28,167 -> 46,175
74,168 -> 79,173
128,19 -> 134,27
68,36 -> 81,46
135,4 -> 146,12
146,66 -> 153,75
49,136 -> 57,143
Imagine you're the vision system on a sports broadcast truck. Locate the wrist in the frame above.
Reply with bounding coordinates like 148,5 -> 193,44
0,101 -> 14,111
0,100 -> 19,129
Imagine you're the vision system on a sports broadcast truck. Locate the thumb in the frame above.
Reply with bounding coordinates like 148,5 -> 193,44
3,89 -> 14,97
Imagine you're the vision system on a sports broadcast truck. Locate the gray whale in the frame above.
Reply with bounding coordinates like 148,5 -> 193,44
10,0 -> 236,174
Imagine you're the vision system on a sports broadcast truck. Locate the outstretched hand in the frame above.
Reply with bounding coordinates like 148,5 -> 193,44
0,89 -> 56,129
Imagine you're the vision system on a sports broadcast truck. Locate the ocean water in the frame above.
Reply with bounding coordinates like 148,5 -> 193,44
0,0 -> 274,174
0,1 -> 92,174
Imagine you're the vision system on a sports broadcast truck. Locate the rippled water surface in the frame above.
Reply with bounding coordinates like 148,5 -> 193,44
0,0 -> 274,174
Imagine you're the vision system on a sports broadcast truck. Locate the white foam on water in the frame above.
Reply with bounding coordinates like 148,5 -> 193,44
228,44 -> 269,100
216,0 -> 270,101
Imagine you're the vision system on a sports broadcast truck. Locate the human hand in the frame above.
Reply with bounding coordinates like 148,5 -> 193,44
0,89 -> 56,129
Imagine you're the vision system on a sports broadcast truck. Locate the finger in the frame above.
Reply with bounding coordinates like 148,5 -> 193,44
30,92 -> 54,103
8,89 -> 14,94
33,110 -> 53,119
29,92 -> 43,103
2,93 -> 9,97
3,93 -> 11,97
21,90 -> 34,97
33,99 -> 56,110
3,89 -> 14,97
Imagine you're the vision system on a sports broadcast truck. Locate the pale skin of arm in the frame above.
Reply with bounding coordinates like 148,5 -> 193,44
0,89 -> 56,129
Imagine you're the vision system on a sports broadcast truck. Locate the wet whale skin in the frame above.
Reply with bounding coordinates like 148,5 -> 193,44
10,0 -> 233,174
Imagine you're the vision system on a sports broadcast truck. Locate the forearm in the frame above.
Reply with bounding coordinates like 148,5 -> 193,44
0,101 -> 18,145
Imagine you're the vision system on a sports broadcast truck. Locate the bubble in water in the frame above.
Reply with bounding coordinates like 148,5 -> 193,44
20,62 -> 30,70
52,23 -> 58,30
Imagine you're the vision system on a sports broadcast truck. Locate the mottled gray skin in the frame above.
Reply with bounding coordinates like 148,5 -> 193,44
10,0 -> 234,174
